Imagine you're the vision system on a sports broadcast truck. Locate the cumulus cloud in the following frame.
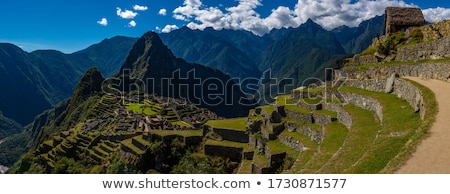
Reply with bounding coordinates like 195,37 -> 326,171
133,5 -> 148,11
128,20 -> 137,27
159,8 -> 167,16
172,0 -> 426,36
97,18 -> 108,26
162,25 -> 179,33
423,7 -> 450,23
117,7 -> 138,19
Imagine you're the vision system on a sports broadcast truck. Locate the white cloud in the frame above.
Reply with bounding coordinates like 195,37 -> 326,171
159,8 -> 167,16
423,7 -> 450,23
129,20 -> 137,27
97,18 -> 108,26
156,26 -> 161,31
116,7 -> 138,19
133,5 -> 148,11
172,0 -> 430,36
162,25 -> 179,33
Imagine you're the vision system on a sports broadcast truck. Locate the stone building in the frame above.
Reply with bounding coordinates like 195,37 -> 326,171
384,7 -> 425,34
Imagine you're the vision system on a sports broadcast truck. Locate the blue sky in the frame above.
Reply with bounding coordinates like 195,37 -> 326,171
0,0 -> 448,53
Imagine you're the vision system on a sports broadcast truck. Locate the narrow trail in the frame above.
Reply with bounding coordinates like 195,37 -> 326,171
396,77 -> 450,174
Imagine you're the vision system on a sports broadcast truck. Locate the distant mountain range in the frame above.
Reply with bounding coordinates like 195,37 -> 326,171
0,36 -> 137,125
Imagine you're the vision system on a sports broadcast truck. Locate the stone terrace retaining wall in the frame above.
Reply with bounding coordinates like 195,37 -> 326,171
285,122 -> 323,143
324,103 -> 353,129
279,134 -> 304,152
396,37 -> 450,62
340,92 -> 383,122
211,128 -> 249,143
342,78 -> 425,119
336,62 -> 450,82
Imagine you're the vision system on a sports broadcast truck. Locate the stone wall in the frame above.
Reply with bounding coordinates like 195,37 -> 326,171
204,144 -> 243,162
285,122 -> 323,143
340,92 -> 383,122
336,62 -> 450,82
313,113 -> 336,126
351,55 -> 380,66
285,109 -> 313,123
341,78 -> 425,119
279,134 -> 304,152
212,128 -> 249,143
325,103 -> 353,129
396,37 -> 450,62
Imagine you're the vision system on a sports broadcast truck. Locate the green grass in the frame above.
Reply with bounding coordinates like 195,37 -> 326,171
318,104 -> 380,173
345,58 -> 450,72
205,140 -> 253,152
283,117 -> 322,133
206,117 -> 248,131
315,86 -> 425,173
380,79 -> 438,173
121,138 -> 145,155
237,160 -> 253,174
253,154 -> 270,167
285,105 -> 311,114
276,95 -> 294,106
151,129 -> 203,137
265,140 -> 300,157
301,122 -> 348,173
315,109 -> 338,118
280,130 -> 317,149
294,88 -> 323,93
143,107 -> 157,115
300,97 -> 323,105
171,121 -> 192,128
260,105 -> 275,113
125,103 -> 144,114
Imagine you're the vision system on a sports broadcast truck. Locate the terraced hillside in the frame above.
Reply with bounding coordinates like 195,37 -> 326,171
202,77 -> 434,173
9,94 -> 221,174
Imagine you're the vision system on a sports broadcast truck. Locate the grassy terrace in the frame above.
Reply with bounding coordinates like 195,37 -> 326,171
345,58 -> 450,72
125,103 -> 158,115
205,139 -> 253,152
313,84 -> 429,173
253,154 -> 270,167
260,105 -> 275,113
300,97 -> 323,105
276,95 -> 294,106
151,129 -> 203,137
206,117 -> 247,131
171,121 -> 192,128
294,87 -> 323,93
265,140 -> 299,157
280,130 -> 318,149
301,122 -> 348,173
121,138 -> 145,155
318,104 -> 380,173
285,105 -> 311,114
237,160 -> 253,174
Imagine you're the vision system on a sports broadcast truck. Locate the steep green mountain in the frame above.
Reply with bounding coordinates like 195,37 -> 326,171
333,15 -> 385,54
258,19 -> 346,100
159,27 -> 262,79
0,37 -> 135,125
0,112 -> 23,140
118,31 -> 254,117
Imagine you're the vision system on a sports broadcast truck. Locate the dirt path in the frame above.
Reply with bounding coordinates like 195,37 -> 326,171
396,77 -> 450,174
